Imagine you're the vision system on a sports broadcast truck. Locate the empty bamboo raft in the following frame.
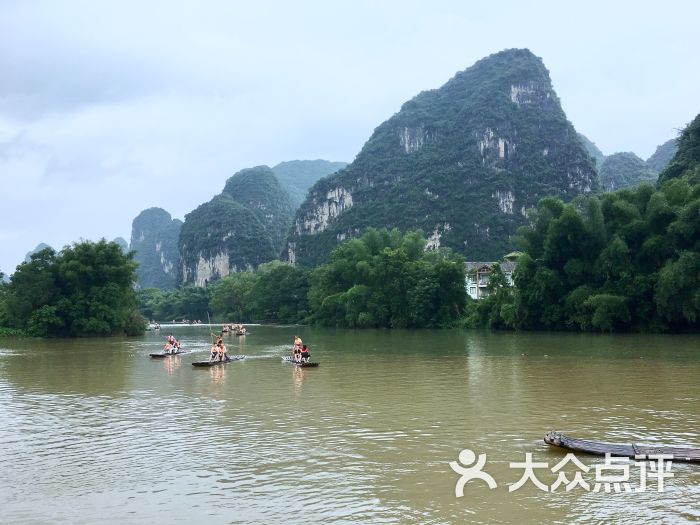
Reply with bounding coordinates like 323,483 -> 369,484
545,431 -> 700,463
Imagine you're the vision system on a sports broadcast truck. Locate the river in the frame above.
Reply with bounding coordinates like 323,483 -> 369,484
0,326 -> 698,524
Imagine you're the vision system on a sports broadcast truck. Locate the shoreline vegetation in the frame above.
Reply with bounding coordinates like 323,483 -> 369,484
0,327 -> 26,337
2,117 -> 698,338
139,228 -> 467,330
464,115 -> 699,333
0,240 -> 144,337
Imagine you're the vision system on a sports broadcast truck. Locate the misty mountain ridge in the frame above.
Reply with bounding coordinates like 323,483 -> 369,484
599,152 -> 659,192
127,159 -> 343,288
272,160 -> 348,209
578,133 -> 678,191
130,208 -> 182,290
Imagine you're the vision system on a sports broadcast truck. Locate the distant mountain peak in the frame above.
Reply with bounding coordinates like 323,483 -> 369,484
179,165 -> 293,286
24,242 -> 53,262
599,152 -> 657,192
272,159 -> 348,209
286,49 -> 597,266
130,207 -> 182,290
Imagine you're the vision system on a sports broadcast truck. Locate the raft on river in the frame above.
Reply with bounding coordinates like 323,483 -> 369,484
150,351 -> 188,358
192,355 -> 246,367
281,356 -> 319,368
545,431 -> 700,463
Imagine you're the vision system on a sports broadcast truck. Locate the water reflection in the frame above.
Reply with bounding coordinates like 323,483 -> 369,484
209,365 -> 226,385
0,327 -> 698,524
292,366 -> 306,395
162,355 -> 182,376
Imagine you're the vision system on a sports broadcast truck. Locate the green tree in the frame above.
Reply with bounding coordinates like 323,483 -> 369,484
3,248 -> 60,329
137,288 -> 166,320
658,113 -> 700,185
3,240 -> 143,337
210,273 -> 257,321
655,251 -> 700,326
250,264 -> 310,323
308,228 -> 466,328
584,294 -> 630,332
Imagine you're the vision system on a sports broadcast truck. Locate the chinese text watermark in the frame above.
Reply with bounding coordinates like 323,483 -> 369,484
450,449 -> 673,496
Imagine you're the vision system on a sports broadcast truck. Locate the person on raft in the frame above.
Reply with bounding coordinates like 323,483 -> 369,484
300,344 -> 311,363
211,339 -> 227,362
210,337 -> 224,361
164,334 -> 180,354
289,335 -> 301,362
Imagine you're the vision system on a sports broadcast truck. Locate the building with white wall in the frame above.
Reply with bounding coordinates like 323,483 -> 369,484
465,260 -> 517,300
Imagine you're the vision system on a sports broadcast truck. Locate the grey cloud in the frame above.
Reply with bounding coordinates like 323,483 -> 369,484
1,49 -> 175,120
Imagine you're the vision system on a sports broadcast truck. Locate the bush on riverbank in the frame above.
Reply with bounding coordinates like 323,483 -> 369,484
0,327 -> 27,337
308,228 -> 467,328
1,240 -> 144,337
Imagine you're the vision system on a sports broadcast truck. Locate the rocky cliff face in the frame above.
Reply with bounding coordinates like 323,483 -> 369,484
286,48 -> 598,266
272,160 -> 348,210
130,208 -> 182,290
599,152 -> 658,192
179,166 -> 293,286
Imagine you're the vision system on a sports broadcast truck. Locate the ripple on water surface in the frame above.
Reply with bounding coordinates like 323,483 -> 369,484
0,328 -> 699,524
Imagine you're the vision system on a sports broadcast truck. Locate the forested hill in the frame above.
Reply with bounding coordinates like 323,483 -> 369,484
130,208 -> 182,290
470,112 -> 700,333
272,160 -> 348,209
578,134 -> 605,170
599,152 -> 658,191
577,133 -> 679,191
179,166 -> 294,286
658,114 -> 700,185
130,160 -> 344,289
286,48 -> 598,267
647,139 -> 678,172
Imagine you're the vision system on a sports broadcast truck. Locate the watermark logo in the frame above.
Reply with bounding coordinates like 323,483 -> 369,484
450,449 -> 673,495
449,449 -> 498,496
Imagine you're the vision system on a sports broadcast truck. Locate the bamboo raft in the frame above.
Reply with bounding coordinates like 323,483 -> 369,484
545,431 -> 700,463
281,356 -> 319,368
192,355 -> 246,367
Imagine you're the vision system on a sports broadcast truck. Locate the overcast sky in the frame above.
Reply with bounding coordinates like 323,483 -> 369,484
1,0 -> 698,275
